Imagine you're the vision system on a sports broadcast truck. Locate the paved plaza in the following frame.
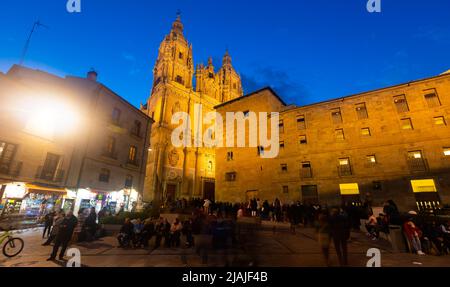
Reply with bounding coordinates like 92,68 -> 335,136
1,224 -> 449,267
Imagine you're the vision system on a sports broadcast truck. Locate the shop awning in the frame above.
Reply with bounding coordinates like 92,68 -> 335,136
25,184 -> 67,195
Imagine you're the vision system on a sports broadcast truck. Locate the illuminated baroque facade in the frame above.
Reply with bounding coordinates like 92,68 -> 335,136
141,16 -> 243,203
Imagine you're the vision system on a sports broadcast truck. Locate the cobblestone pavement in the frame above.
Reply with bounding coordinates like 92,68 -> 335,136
1,225 -> 449,267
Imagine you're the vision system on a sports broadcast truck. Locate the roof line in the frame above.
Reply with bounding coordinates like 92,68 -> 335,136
214,86 -> 287,109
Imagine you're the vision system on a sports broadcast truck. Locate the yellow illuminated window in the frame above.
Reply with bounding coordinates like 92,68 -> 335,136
361,127 -> 371,136
408,151 -> 422,159
367,155 -> 376,163
411,179 -> 437,193
339,158 -> 349,166
335,129 -> 345,140
434,116 -> 446,126
339,183 -> 360,195
444,147 -> 450,156
128,146 -> 137,162
401,118 -> 413,130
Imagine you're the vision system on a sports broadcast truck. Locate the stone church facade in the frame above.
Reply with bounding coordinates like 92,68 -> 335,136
141,16 -> 243,204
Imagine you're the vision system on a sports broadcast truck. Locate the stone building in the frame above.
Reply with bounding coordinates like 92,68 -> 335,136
0,65 -> 152,215
141,15 -> 243,204
215,72 -> 450,211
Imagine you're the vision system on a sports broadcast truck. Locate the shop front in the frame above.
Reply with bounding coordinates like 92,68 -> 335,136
0,182 -> 26,215
339,183 -> 362,206
71,188 -> 140,215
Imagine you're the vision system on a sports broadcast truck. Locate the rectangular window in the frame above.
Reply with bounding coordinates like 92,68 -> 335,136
443,147 -> 450,156
299,135 -> 307,144
401,118 -> 413,130
338,157 -> 352,176
132,120 -> 142,137
355,103 -> 368,119
279,120 -> 284,133
301,162 -> 312,178
407,150 -> 427,172
175,75 -> 184,84
41,153 -> 61,180
282,186 -> 289,194
434,116 -> 446,126
335,129 -> 345,140
301,185 -> 319,204
367,155 -> 377,164
106,137 -> 116,155
0,141 -> 17,174
424,89 -> 441,108
331,108 -> 342,124
281,164 -> 288,172
125,175 -> 133,188
112,108 -> 121,125
394,95 -> 409,113
361,127 -> 371,137
99,168 -> 110,182
225,172 -> 237,182
297,115 -> 306,130
128,146 -> 137,164
279,141 -> 285,149
227,151 -> 234,161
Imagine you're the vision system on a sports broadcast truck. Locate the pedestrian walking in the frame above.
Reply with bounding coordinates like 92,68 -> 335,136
329,208 -> 350,266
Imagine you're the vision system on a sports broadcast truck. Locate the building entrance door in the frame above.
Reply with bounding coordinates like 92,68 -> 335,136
166,184 -> 177,203
203,181 -> 215,201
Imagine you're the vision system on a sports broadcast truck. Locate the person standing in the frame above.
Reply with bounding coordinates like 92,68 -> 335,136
84,207 -> 98,241
329,208 -> 351,266
42,209 -> 56,239
42,211 -> 64,246
47,210 -> 78,261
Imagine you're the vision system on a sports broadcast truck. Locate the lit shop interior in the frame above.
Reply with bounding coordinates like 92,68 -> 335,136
0,182 -> 139,217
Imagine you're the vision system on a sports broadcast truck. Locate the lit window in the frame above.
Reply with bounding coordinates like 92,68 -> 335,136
367,155 -> 377,164
299,135 -> 307,144
355,103 -> 368,119
361,128 -> 371,136
443,148 -> 450,156
401,118 -> 413,130
335,129 -> 345,140
408,151 -> 422,159
339,158 -> 350,166
394,95 -> 409,113
128,146 -> 137,164
434,116 -> 446,126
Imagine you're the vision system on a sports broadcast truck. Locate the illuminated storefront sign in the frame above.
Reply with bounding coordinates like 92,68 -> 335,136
339,183 -> 360,195
411,179 -> 437,193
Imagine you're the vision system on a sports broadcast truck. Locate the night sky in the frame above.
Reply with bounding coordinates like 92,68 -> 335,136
1,0 -> 449,107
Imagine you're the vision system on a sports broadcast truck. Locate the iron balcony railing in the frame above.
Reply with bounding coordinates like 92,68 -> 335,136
0,161 -> 22,177
337,165 -> 353,176
35,166 -> 65,183
407,158 -> 428,172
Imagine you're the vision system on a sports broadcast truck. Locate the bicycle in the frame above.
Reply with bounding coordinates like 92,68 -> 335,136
0,227 -> 25,257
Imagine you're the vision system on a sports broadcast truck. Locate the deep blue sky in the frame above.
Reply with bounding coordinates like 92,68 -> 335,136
1,0 -> 449,107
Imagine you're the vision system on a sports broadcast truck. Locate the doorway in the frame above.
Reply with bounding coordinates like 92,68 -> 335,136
203,181 -> 215,201
166,184 -> 177,203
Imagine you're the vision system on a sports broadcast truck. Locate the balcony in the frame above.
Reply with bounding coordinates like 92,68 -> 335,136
126,159 -> 140,168
35,166 -> 65,183
407,158 -> 428,172
101,149 -> 118,160
337,165 -> 353,177
0,161 -> 22,177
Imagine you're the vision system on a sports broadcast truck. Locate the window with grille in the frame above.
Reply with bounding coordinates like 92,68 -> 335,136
297,115 -> 306,130
227,151 -> 234,161
394,95 -> 409,113
335,129 -> 345,140
355,103 -> 368,119
338,158 -> 352,176
424,90 -> 441,108
331,108 -> 342,124
301,162 -> 312,178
